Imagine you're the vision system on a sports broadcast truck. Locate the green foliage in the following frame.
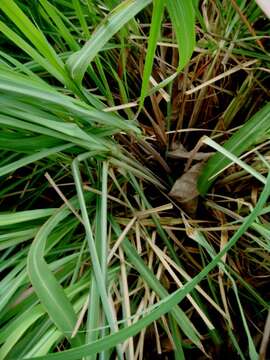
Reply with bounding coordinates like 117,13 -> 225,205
0,0 -> 269,359
198,102 -> 270,194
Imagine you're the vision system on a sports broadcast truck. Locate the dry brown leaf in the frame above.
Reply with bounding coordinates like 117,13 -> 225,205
169,162 -> 203,201
168,143 -> 213,161
169,162 -> 204,214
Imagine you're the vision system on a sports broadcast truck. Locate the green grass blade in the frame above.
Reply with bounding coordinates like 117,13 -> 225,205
0,69 -> 140,134
111,219 -> 202,349
72,0 -> 90,38
201,136 -> 267,184
0,229 -> 38,251
0,21 -> 65,82
0,269 -> 27,315
166,0 -> 196,70
25,328 -> 62,359
0,209 -> 55,226
184,215 -> 260,357
39,0 -> 80,51
0,306 -> 44,359
231,281 -> 258,359
27,207 -> 83,347
0,105 -> 98,144
67,0 -> 152,83
198,101 -> 270,194
100,162 -> 109,277
129,174 -> 180,265
0,70 -> 139,134
86,277 -> 100,360
122,244 -> 202,349
139,0 -> 165,108
22,173 -> 270,360
0,49 -> 45,82
85,162 -> 109,360
0,144 -> 72,177
0,0 -> 65,76
0,113 -> 106,153
71,156 -> 123,359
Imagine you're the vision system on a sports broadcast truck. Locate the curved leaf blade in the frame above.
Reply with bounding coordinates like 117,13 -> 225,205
27,207 -> 83,346
166,0 -> 196,70
21,172 -> 270,360
66,0 -> 151,83
198,101 -> 270,194
139,0 -> 165,108
0,0 -> 64,75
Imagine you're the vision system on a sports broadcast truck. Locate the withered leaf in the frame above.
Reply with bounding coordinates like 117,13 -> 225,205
169,162 -> 204,214
169,162 -> 203,201
168,143 -> 213,161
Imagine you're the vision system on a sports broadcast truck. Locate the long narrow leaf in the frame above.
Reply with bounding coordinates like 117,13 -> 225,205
111,220 -> 203,349
22,173 -> 270,360
67,0 -> 151,83
27,206 -> 83,347
72,156 -> 123,360
0,70 -> 139,134
198,101 -> 270,194
139,0 -> 165,108
0,209 -> 55,226
166,0 -> 196,70
0,144 -> 72,177
0,0 -> 65,74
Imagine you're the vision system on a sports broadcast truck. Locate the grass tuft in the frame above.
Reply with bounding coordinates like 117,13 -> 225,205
0,1 -> 270,359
